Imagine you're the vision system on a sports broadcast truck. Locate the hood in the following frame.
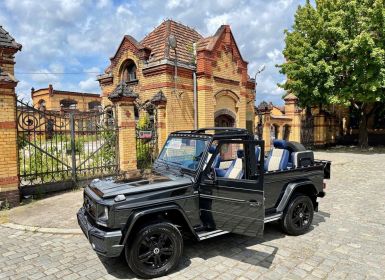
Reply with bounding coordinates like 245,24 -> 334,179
89,173 -> 193,199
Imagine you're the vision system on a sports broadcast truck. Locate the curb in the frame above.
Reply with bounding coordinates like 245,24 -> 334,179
0,222 -> 82,235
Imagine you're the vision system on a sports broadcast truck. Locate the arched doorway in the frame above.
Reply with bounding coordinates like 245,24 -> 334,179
215,114 -> 235,127
214,109 -> 236,127
283,124 -> 291,140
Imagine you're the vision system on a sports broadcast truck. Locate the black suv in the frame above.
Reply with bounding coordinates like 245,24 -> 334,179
78,128 -> 330,278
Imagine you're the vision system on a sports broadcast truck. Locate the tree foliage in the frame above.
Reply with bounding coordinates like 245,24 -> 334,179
278,0 -> 385,147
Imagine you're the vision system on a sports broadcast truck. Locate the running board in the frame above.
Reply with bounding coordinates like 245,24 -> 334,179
264,212 -> 283,223
197,230 -> 229,241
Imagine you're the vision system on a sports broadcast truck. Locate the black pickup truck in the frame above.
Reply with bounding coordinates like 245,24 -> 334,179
77,128 -> 330,278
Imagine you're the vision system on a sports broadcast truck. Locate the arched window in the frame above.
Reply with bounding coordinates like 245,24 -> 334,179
88,101 -> 101,111
38,99 -> 46,110
121,60 -> 137,82
60,99 -> 77,110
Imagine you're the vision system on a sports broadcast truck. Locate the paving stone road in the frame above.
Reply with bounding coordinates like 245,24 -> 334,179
1,151 -> 385,279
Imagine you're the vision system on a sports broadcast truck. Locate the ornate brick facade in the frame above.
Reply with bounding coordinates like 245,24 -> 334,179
98,20 -> 256,150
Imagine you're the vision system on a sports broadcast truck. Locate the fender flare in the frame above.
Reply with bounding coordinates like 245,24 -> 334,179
276,180 -> 317,212
122,204 -> 197,244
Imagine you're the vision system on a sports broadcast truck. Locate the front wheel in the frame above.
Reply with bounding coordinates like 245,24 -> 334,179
280,194 -> 314,236
125,222 -> 183,279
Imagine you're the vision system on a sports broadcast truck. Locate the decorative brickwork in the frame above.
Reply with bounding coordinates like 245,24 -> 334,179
0,26 -> 21,207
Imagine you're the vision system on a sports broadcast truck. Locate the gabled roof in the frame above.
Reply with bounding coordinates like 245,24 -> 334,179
0,26 -> 22,50
197,25 -> 246,63
110,35 -> 150,61
140,20 -> 203,64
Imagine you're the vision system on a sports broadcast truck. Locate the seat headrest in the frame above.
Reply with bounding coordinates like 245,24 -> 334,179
208,146 -> 216,154
237,149 -> 244,158
284,141 -> 306,152
273,139 -> 286,149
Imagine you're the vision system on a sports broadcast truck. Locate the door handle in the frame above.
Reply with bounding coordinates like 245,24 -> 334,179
249,200 -> 262,207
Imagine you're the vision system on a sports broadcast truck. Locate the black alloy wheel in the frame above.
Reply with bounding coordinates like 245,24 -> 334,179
126,222 -> 183,279
280,194 -> 314,236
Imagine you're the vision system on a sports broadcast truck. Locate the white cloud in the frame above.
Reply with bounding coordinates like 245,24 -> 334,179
79,77 -> 99,93
1,0 -> 306,105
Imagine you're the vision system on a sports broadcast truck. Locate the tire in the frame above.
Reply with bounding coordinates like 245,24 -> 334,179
125,222 -> 183,279
280,194 -> 314,236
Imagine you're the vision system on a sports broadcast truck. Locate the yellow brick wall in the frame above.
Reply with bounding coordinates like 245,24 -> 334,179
0,49 -> 20,206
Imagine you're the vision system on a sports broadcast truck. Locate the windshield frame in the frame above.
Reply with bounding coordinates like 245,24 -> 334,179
155,134 -> 212,173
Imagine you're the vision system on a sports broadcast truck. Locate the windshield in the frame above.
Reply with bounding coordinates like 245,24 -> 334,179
157,137 -> 209,170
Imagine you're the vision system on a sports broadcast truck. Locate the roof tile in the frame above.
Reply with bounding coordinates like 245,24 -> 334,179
0,26 -> 21,50
140,20 -> 203,64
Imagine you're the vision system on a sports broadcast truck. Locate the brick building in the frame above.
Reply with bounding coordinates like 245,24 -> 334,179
31,84 -> 101,112
0,26 -> 21,206
98,20 -> 256,147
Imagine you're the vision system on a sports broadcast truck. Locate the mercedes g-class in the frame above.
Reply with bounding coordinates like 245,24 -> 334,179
77,128 -> 330,278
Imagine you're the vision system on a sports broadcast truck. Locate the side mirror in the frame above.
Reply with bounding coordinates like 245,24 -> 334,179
207,167 -> 217,181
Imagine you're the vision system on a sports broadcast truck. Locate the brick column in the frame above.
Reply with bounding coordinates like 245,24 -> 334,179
116,99 -> 137,172
108,82 -> 138,174
0,80 -> 20,207
263,111 -> 272,152
151,90 -> 167,153
154,105 -> 166,152
0,29 -> 22,207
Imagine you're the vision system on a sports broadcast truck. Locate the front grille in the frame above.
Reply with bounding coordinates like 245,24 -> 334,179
84,194 -> 96,218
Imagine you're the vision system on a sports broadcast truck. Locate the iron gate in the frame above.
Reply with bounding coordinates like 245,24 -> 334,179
135,101 -> 158,170
301,110 -> 314,149
17,99 -> 118,192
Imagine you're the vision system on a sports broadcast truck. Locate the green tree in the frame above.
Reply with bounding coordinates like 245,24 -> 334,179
278,0 -> 385,148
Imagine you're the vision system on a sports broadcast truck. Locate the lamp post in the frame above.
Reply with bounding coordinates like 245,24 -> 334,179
254,65 -> 266,139
254,65 -> 266,90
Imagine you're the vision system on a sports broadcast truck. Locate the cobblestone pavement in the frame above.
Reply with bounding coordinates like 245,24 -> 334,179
1,151 -> 385,280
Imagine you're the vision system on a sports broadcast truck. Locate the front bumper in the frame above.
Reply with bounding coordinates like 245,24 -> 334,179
77,207 -> 124,257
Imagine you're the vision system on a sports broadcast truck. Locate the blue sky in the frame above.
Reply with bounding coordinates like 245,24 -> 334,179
0,0 -> 306,105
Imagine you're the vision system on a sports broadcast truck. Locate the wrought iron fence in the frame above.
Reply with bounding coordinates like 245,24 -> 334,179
17,99 -> 118,189
135,100 -> 158,170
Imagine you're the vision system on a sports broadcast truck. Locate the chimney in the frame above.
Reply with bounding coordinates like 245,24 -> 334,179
48,84 -> 53,96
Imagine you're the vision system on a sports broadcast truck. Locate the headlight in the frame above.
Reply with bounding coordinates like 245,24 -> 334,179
96,205 -> 109,227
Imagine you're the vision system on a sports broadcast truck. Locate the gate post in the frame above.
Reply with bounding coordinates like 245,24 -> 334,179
262,111 -> 272,151
109,82 -> 138,174
314,111 -> 326,147
0,28 -> 22,207
151,90 -> 167,152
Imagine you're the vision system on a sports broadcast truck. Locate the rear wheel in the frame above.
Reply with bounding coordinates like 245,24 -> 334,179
280,194 -> 314,236
125,222 -> 183,279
